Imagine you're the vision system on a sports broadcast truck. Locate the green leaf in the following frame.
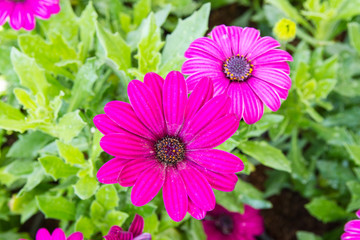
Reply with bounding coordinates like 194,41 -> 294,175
56,140 -> 86,165
104,211 -> 128,231
36,195 -> 76,221
10,48 -> 49,99
68,58 -> 99,112
160,3 -> 210,75
240,141 -> 291,172
348,22 -> 360,54
11,192 -> 38,223
18,34 -> 78,78
7,131 -> 53,159
0,101 -> 30,132
96,22 -> 131,71
346,181 -> 360,212
39,156 -> 79,179
296,231 -> 321,240
134,0 -> 151,26
237,180 -> 272,209
136,13 -> 164,77
75,216 -> 96,239
20,163 -> 47,194
95,185 -> 119,210
74,175 -> 99,200
55,111 -> 86,143
78,2 -> 98,61
184,218 -> 206,240
13,88 -> 37,112
305,197 -> 349,222
346,144 -> 360,166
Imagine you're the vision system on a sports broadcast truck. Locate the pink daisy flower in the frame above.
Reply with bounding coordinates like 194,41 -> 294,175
94,71 -> 244,222
182,25 -> 293,124
341,210 -> 360,240
104,214 -> 151,240
202,204 -> 264,240
0,0 -> 60,31
19,228 -> 83,240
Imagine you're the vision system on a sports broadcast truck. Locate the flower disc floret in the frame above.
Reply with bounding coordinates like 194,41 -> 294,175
155,136 -> 185,165
223,54 -> 253,81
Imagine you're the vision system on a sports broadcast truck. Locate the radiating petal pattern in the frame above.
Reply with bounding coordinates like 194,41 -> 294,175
97,158 -> 128,184
118,159 -> 156,187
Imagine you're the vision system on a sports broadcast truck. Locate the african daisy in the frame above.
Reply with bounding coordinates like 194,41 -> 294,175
182,25 -> 293,124
94,71 -> 244,222
104,214 -> 151,240
202,204 -> 264,240
0,0 -> 60,31
341,209 -> 360,240
19,228 -> 83,240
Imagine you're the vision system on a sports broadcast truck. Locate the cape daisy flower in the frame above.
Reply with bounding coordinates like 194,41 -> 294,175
182,25 -> 293,124
0,0 -> 60,31
202,204 -> 264,240
104,214 -> 151,240
341,209 -> 360,240
94,71 -> 244,222
19,228 -> 83,240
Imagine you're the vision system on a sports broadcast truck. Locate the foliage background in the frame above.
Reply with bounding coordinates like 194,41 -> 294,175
0,0 -> 360,239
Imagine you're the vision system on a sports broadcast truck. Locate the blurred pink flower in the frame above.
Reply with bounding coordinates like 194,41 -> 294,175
341,210 -> 360,240
202,204 -> 264,240
182,25 -> 293,124
104,214 -> 151,240
94,71 -> 243,222
19,228 -> 83,240
0,0 -> 60,31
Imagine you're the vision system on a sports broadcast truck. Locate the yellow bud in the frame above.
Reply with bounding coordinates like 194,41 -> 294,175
273,18 -> 296,42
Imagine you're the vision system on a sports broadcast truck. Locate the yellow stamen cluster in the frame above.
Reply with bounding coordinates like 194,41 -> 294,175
155,136 -> 185,165
223,54 -> 253,82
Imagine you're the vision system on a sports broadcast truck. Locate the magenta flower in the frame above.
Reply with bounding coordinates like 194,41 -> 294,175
94,71 -> 244,222
104,214 -> 151,240
341,210 -> 360,240
202,204 -> 264,240
19,228 -> 83,240
182,25 -> 293,124
0,0 -> 60,31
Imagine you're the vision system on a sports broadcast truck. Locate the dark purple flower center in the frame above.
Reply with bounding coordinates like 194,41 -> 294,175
223,54 -> 253,82
215,214 -> 234,235
155,136 -> 185,165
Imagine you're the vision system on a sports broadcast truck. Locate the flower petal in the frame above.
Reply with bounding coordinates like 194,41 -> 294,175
238,27 -> 260,56
184,77 -> 214,122
228,26 -> 243,55
190,162 -> 238,191
9,4 -> 24,30
345,220 -> 360,233
104,101 -> 156,141
185,71 -> 229,95
144,72 -> 164,107
0,2 -> 13,25
209,25 -> 233,58
163,166 -> 187,222
133,233 -> 152,240
253,49 -> 293,64
341,233 -> 360,240
241,82 -> 264,124
227,82 -> 244,119
180,94 -> 230,142
188,198 -> 206,220
163,71 -> 187,135
187,114 -> 239,150
247,36 -> 280,61
247,77 -> 281,112
187,149 -> 243,173
93,114 -> 126,135
118,159 -> 156,187
67,232 -> 84,240
129,214 -> 144,237
178,162 -> 215,211
51,228 -> 66,240
20,6 -> 35,31
182,58 -> 223,75
128,80 -> 165,138
97,158 -> 128,184
252,67 -> 291,90
35,228 -> 51,240
100,133 -> 153,158
131,163 -> 165,206
185,37 -> 225,62
256,62 -> 290,74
